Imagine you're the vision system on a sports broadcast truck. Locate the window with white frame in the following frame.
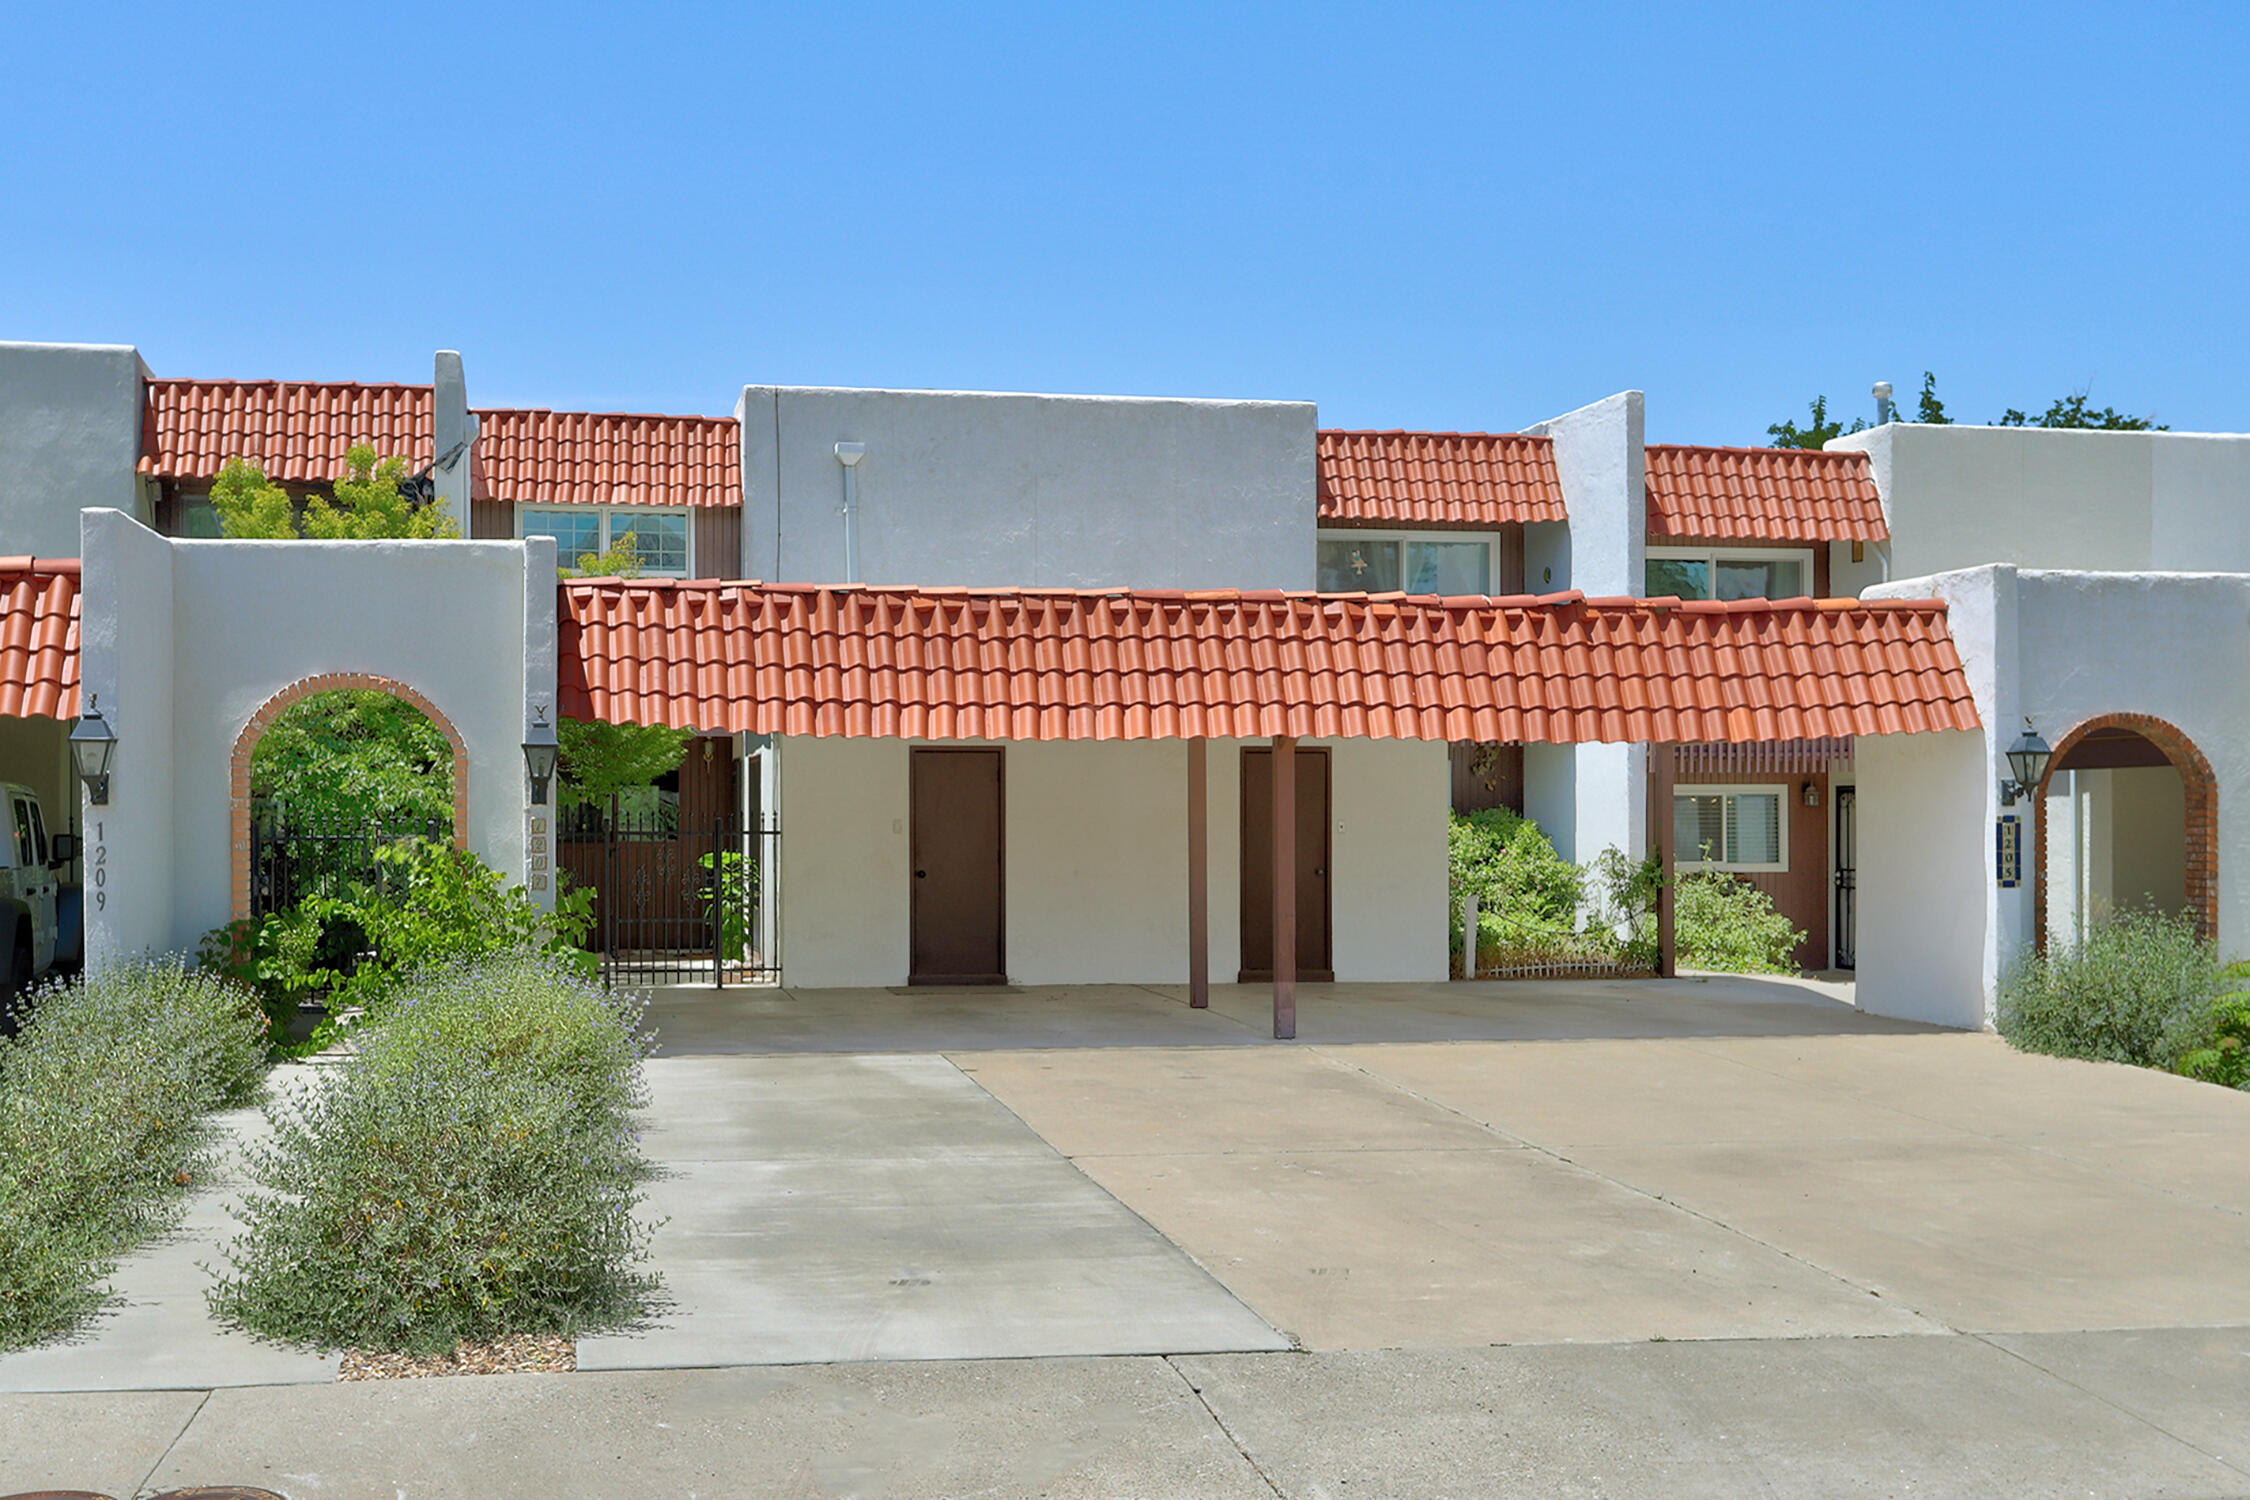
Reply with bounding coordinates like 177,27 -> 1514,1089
1673,785 -> 1788,872
1317,530 -> 1497,594
1646,545 -> 1814,602
519,507 -> 691,576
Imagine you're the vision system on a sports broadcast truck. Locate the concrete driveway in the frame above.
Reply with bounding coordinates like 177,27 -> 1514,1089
12,975 -> 2250,1496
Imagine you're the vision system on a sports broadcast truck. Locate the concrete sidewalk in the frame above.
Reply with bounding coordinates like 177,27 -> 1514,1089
10,1330 -> 2250,1498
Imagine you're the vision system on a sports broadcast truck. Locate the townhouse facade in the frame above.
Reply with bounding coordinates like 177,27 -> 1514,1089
2,335 -> 2241,1036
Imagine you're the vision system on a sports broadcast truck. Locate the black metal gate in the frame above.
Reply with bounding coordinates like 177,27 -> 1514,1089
560,810 -> 781,987
1833,785 -> 1857,970
250,813 -> 449,920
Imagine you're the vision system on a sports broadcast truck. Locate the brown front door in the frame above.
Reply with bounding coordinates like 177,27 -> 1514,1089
1239,747 -> 1332,982
910,748 -> 1006,984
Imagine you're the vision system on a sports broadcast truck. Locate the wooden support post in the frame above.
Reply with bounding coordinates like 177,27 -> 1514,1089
1187,738 -> 1209,1009
1272,734 -> 1297,1040
1651,742 -> 1677,978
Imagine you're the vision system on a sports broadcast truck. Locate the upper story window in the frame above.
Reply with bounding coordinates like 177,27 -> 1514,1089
1645,545 -> 1814,601
520,507 -> 691,577
1317,531 -> 1495,594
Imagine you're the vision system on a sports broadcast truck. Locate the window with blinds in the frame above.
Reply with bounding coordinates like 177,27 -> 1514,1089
1673,786 -> 1786,872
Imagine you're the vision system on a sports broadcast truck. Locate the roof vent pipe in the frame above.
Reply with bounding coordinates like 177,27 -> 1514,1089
1872,380 -> 1894,426
834,443 -> 866,583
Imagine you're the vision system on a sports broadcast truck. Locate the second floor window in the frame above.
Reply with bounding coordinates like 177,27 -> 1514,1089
1317,532 -> 1495,594
1646,546 -> 1813,601
521,507 -> 691,577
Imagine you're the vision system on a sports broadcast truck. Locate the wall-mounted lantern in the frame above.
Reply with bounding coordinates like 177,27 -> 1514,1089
523,703 -> 561,806
2000,718 -> 2053,806
69,694 -> 118,806
1801,781 -> 1821,809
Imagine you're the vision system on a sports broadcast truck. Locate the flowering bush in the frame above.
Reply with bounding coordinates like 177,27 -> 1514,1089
207,952 -> 660,1354
0,960 -> 266,1351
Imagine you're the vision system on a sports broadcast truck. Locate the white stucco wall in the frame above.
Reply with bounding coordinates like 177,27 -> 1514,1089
1861,564 -> 2250,1026
1327,737 -> 1450,981
1855,728 -> 1992,1028
774,736 -> 913,989
1526,390 -> 1644,600
0,343 -> 152,558
737,386 -> 1317,590
773,734 -> 1448,988
1831,424 -> 2250,581
80,511 -> 176,961
79,511 -> 549,962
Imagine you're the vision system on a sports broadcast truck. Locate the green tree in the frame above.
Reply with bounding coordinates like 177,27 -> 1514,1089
251,690 -> 453,827
1913,371 -> 1951,424
1766,395 -> 1867,450
210,445 -> 459,540
1997,387 -> 2167,430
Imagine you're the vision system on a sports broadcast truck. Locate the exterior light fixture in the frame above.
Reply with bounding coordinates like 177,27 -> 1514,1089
69,694 -> 118,806
1801,781 -> 1821,809
523,703 -> 561,806
2000,718 -> 2053,806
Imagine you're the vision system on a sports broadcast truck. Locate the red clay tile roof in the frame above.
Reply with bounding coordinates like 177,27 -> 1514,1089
558,580 -> 1976,744
139,380 -> 740,508
0,559 -> 81,721
1643,444 -> 1887,542
1318,430 -> 1566,528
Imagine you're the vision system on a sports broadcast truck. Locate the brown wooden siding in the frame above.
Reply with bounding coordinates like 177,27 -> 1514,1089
694,508 -> 742,579
470,499 -> 514,540
1670,767 -> 1831,971
1450,742 -> 1524,814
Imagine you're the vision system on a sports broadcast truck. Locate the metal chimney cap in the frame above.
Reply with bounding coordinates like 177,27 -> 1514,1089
1872,381 -> 1893,400
834,442 -> 866,466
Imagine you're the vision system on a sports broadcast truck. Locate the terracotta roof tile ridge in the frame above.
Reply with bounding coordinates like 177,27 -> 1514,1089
0,557 -> 81,576
476,406 -> 738,425
152,376 -> 434,393
1319,426 -> 1549,441
1645,441 -> 1872,461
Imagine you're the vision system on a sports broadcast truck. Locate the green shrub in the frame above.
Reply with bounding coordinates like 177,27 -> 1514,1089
2177,963 -> 2250,1089
1998,908 -> 2218,1068
1675,871 -> 1806,974
0,960 -> 267,1351
201,840 -> 597,1053
207,952 -> 660,1354
1450,810 -> 1583,965
1586,847 -> 1665,973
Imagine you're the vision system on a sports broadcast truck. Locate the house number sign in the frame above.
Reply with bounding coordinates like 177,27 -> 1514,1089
1995,814 -> 2022,889
527,813 -> 548,893
90,821 -> 107,910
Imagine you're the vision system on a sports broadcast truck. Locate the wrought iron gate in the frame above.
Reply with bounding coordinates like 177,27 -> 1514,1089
560,810 -> 781,987
1833,786 -> 1857,970
250,813 -> 449,919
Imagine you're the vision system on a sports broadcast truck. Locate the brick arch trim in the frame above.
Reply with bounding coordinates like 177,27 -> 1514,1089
2034,711 -> 2217,950
231,673 -> 471,922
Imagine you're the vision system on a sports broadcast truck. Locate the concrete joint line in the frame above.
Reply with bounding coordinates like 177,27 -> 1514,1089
1966,1331 -> 2250,1480
134,1385 -> 211,1497
1306,1046 -> 1957,1333
948,1057 -> 1291,1348
1162,1355 -> 1286,1498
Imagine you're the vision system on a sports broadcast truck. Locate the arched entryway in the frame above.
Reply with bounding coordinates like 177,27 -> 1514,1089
229,673 -> 471,921
2034,713 -> 2216,950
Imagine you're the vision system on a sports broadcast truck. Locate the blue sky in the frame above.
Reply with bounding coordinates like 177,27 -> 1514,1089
3,2 -> 2242,443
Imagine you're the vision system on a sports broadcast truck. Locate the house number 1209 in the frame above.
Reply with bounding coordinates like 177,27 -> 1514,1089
91,821 -> 106,910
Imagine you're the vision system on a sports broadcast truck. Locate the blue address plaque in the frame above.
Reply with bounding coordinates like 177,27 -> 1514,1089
1996,814 -> 2022,889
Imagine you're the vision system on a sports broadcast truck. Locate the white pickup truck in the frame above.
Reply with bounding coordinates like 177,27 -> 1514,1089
0,781 -> 79,1014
